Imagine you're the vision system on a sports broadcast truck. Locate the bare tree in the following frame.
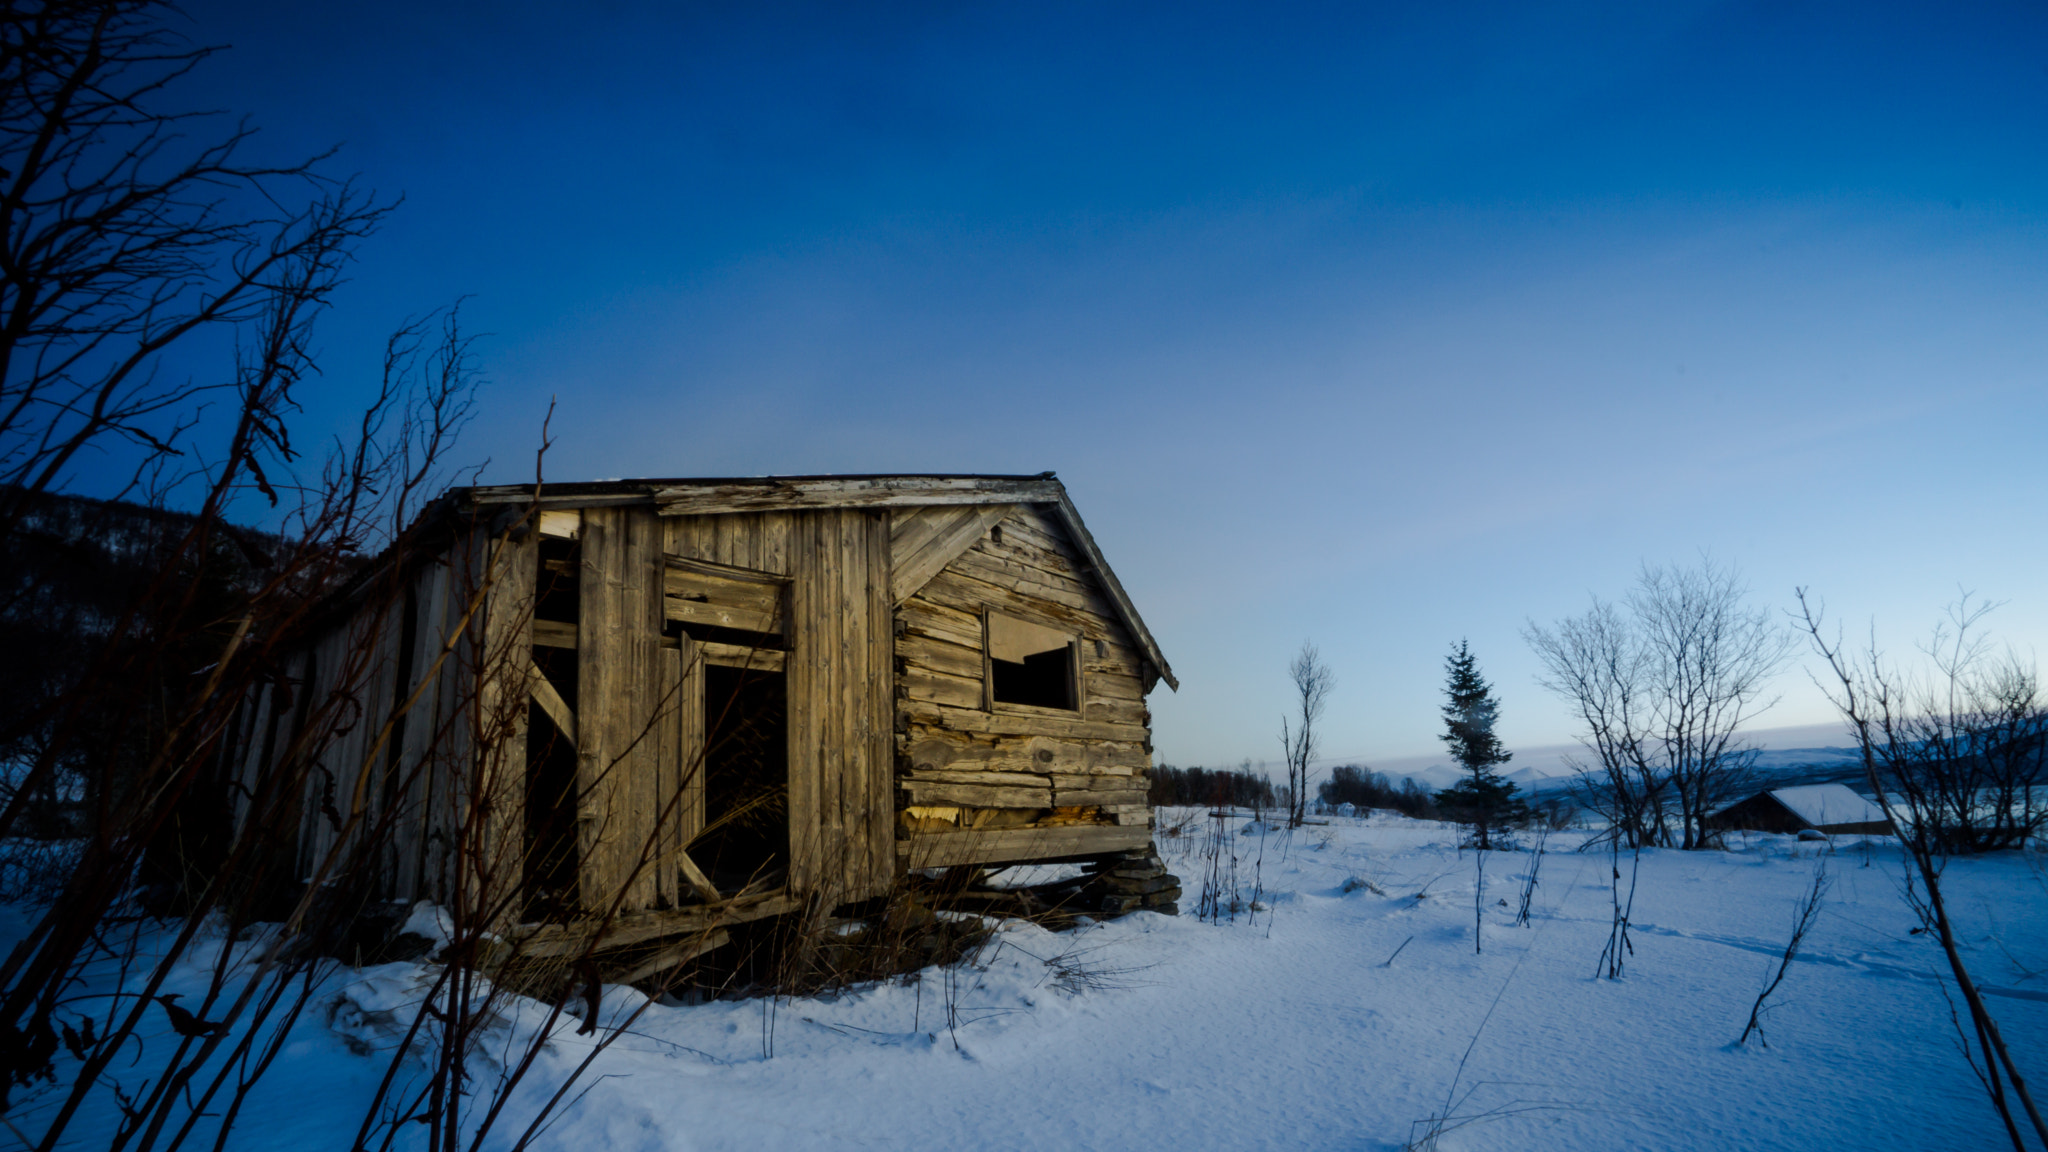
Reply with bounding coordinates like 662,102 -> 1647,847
1526,558 -> 1790,852
1279,641 -> 1332,830
1633,561 -> 1792,850
1736,856 -> 1828,1048
0,0 -> 392,536
1797,590 -> 2048,1151
1526,598 -> 1664,848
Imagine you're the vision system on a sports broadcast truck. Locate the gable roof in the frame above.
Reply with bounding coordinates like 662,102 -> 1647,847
1765,784 -> 1888,829
455,473 -> 1177,691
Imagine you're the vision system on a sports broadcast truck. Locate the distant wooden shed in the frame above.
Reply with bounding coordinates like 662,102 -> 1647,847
1706,784 -> 1894,837
226,474 -> 1175,941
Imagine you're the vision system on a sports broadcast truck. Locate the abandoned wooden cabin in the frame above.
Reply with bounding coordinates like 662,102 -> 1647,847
226,474 -> 1178,948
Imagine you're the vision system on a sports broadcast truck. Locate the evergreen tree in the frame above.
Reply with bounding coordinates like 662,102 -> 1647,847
1433,640 -> 1527,849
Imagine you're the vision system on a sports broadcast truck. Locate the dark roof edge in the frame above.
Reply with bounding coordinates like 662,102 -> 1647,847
454,472 -> 1058,505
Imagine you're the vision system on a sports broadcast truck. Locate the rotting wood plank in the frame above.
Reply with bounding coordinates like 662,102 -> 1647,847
1052,786 -> 1148,807
674,845 -> 721,904
675,633 -> 705,865
900,781 -> 1051,808
1048,769 -> 1143,788
898,731 -> 1149,775
663,596 -> 780,635
898,600 -> 983,650
511,891 -> 801,958
1086,671 -> 1147,702
526,659 -> 576,742
888,504 -> 972,563
900,768 -> 1056,786
896,633 -> 982,681
918,570 -> 1108,640
614,928 -> 730,986
625,511 -> 669,911
898,824 -> 1150,869
538,509 -> 580,539
758,512 -> 793,576
698,642 -> 786,671
836,508 -> 864,896
532,619 -> 576,649
783,513 -> 819,895
576,508 -> 624,911
653,641 -> 681,909
434,533 -> 490,906
897,700 -> 1149,743
390,560 -> 449,901
948,550 -> 1102,613
1083,698 -> 1150,727
865,509 -> 895,897
890,503 -> 1013,605
900,665 -> 982,711
651,476 -> 1061,515
576,508 -> 667,912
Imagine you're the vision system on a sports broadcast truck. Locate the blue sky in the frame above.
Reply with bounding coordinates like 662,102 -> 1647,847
178,0 -> 2048,769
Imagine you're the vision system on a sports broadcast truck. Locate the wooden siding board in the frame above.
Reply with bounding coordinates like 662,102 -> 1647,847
464,528 -> 532,916
673,635 -> 705,885
783,514 -> 819,895
866,510 -> 894,896
836,510 -> 859,895
900,824 -> 1151,869
576,508 -> 666,912
889,504 -> 1013,605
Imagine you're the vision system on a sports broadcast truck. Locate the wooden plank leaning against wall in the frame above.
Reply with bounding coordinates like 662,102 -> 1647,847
894,503 -> 1154,869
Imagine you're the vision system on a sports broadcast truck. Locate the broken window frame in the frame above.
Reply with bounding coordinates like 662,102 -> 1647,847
981,608 -> 1083,714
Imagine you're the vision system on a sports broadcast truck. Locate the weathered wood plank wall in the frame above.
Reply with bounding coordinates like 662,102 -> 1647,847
663,509 -> 895,904
577,508 -> 668,911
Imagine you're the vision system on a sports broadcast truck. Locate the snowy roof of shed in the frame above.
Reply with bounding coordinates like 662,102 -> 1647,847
1765,784 -> 1887,828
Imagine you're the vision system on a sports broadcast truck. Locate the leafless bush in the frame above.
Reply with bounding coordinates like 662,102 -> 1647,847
1192,810 -> 1264,926
1513,829 -> 1547,927
1279,643 -> 1333,830
1736,856 -> 1827,1048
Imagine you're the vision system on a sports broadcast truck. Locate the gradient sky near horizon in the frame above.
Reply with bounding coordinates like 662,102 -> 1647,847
176,0 -> 2048,770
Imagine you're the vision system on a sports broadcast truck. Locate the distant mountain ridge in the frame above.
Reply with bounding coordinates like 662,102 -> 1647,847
1345,722 -> 1866,797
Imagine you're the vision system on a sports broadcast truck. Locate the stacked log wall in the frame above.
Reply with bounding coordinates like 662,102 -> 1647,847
894,504 -> 1154,868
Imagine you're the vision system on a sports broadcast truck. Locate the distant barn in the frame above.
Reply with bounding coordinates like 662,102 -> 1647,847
1707,783 -> 1893,837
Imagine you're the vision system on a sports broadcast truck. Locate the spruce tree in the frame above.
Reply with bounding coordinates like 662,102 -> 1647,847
1433,640 -> 1527,849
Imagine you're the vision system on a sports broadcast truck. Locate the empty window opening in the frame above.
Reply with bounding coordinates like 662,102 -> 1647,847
535,536 -> 580,626
988,612 -> 1078,711
694,664 -> 789,895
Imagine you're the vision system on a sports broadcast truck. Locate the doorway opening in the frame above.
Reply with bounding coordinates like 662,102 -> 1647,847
694,663 -> 788,894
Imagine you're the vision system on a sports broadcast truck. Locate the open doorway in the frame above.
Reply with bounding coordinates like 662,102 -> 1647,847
524,533 -> 582,917
693,663 -> 788,894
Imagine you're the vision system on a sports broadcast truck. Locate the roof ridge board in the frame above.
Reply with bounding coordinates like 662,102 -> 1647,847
460,472 -> 1056,500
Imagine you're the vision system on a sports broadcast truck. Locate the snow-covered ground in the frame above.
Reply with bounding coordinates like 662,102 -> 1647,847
25,814 -> 2048,1151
